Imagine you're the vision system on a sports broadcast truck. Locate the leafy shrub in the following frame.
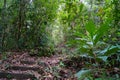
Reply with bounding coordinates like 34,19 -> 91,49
67,20 -> 120,64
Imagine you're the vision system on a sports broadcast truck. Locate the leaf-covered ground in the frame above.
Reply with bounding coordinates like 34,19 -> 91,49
0,52 -> 77,80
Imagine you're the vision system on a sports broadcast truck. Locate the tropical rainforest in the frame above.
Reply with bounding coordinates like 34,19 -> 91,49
0,0 -> 120,80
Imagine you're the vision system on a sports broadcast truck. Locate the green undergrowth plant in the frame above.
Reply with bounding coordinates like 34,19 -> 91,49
75,68 -> 120,80
29,28 -> 56,57
29,45 -> 55,57
68,19 -> 120,79
68,19 -> 120,64
1,52 -> 7,60
0,52 -> 12,60
84,21 -> 119,63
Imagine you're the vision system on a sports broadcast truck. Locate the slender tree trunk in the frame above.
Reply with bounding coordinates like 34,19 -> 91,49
113,0 -> 119,28
17,0 -> 26,49
17,0 -> 22,49
1,0 -> 7,52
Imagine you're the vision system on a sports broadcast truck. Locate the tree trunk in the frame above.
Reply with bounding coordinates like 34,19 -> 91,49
1,0 -> 7,52
17,0 -> 27,49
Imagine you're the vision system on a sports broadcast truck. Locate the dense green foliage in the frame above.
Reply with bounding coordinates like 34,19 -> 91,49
0,0 -> 59,55
59,0 -> 120,79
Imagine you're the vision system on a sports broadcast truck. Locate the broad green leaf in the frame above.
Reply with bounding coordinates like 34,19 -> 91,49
97,56 -> 108,62
85,21 -> 96,39
94,23 -> 109,45
96,41 -> 106,46
100,45 -> 119,56
79,3 -> 84,12
79,45 -> 90,53
75,69 -> 92,79
104,46 -> 119,56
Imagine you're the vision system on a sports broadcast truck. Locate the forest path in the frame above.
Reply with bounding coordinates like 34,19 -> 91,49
0,52 -> 76,80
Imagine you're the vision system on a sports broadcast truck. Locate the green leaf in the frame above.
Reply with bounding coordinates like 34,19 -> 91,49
100,45 -> 119,56
94,23 -> 109,45
97,56 -> 108,62
79,3 -> 84,12
79,45 -> 90,53
75,69 -> 92,79
85,21 -> 96,39
104,46 -> 119,56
